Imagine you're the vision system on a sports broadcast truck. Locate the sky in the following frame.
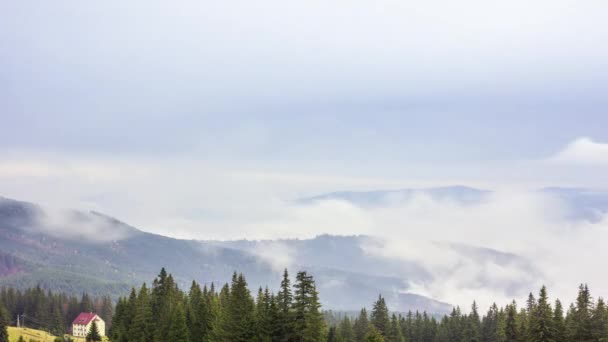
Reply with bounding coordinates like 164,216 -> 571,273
2,0 -> 608,309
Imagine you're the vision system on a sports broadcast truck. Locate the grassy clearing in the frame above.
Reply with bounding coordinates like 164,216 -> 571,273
7,326 -> 109,342
8,326 -> 57,342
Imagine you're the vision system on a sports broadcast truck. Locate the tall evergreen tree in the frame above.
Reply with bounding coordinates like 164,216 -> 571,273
218,273 -> 255,341
462,301 -> 481,342
354,308 -> 370,342
130,283 -> 154,342
276,269 -> 293,342
570,284 -> 593,341
529,286 -> 554,342
591,297 -> 608,341
0,303 -> 8,342
370,295 -> 390,338
337,316 -> 355,342
387,313 -> 403,342
168,301 -> 189,342
505,302 -> 519,342
86,321 -> 102,342
552,299 -> 565,342
292,271 -> 325,341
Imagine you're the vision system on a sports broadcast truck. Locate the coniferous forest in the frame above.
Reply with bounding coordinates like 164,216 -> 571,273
1,268 -> 608,342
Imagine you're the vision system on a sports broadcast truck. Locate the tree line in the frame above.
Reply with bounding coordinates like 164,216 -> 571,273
327,284 -> 608,342
110,268 -> 325,342
0,286 -> 113,336
1,268 -> 608,342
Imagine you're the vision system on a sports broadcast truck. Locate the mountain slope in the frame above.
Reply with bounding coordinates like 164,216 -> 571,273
0,197 -> 451,313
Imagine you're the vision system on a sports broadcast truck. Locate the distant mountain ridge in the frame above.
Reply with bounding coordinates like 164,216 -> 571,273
0,196 -> 451,313
3,187 -> 605,313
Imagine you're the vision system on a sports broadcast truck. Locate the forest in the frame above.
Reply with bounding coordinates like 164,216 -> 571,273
0,268 -> 607,342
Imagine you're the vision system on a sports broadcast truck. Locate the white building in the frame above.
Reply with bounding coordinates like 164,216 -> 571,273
72,312 -> 105,338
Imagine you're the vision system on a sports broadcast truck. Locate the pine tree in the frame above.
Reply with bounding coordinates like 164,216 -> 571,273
505,302 -> 519,342
529,286 -> 554,342
370,295 -> 390,338
218,273 -> 255,341
0,303 -> 8,342
337,316 -> 355,342
570,284 -> 593,341
327,326 -> 338,342
591,297 -> 608,341
462,301 -> 481,342
364,326 -> 385,342
292,271 -> 325,341
387,314 -> 403,342
354,309 -> 370,342
168,300 -> 189,342
276,269 -> 293,342
86,321 -> 102,342
254,287 -> 272,342
553,299 -> 565,342
130,283 -> 154,342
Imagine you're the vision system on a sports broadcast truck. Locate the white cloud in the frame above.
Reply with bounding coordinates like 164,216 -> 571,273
551,137 -> 608,165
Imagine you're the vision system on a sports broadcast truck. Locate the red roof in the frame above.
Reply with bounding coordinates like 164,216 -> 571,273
72,312 -> 98,325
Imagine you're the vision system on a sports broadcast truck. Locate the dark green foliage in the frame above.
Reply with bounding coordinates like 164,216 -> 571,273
276,268 -> 294,342
292,271 -> 325,341
364,326 -> 385,342
168,301 -> 189,342
0,286 -> 108,336
217,273 -> 255,341
552,299 -> 565,342
370,295 -> 390,338
338,315 -> 355,342
86,320 -> 102,342
0,303 -> 8,342
109,267 -> 325,342
528,286 -> 554,342
353,308 -> 370,342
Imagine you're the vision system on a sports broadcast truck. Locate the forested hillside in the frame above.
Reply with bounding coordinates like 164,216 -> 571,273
0,197 -> 450,313
1,267 -> 607,342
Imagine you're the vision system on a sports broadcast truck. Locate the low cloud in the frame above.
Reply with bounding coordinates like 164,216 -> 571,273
252,191 -> 608,311
551,137 -> 608,165
30,208 -> 136,243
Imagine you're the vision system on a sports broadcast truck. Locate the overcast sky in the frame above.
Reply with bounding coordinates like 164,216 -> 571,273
2,0 -> 608,238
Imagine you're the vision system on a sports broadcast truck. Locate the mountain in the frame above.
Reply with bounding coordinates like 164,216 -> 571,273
0,196 -> 452,313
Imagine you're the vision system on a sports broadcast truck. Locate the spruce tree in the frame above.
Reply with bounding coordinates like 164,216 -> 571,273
0,303 -> 8,342
86,321 -> 102,342
338,316 -> 355,342
553,299 -> 565,342
462,301 -> 481,342
529,286 -> 554,342
505,302 -> 519,342
130,283 -> 154,342
370,295 -> 390,337
353,309 -> 370,342
571,284 -> 593,341
276,269 -> 293,342
218,273 -> 255,341
168,300 -> 189,342
292,271 -> 325,341
364,326 -> 385,342
591,297 -> 608,341
387,313 -> 403,342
